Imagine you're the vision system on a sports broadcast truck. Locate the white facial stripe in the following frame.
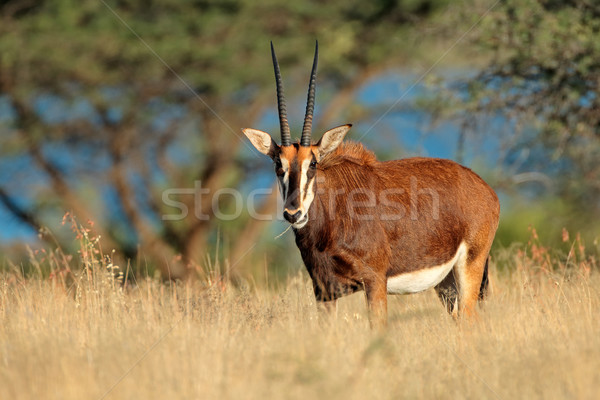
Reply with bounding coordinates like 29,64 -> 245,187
302,178 -> 316,213
386,242 -> 468,294
280,158 -> 290,198
290,159 -> 316,229
291,179 -> 315,229
281,172 -> 289,197
298,159 -> 310,206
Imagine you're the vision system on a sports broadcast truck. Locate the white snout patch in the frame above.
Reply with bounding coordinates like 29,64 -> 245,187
292,214 -> 309,229
387,242 -> 468,294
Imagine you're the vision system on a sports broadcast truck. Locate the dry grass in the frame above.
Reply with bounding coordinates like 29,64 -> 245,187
1,221 -> 599,400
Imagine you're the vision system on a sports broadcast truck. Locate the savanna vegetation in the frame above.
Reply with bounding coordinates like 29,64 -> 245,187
1,0 -> 600,398
1,218 -> 598,399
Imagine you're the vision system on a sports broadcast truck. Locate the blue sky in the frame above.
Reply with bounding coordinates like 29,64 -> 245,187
0,71 -> 506,243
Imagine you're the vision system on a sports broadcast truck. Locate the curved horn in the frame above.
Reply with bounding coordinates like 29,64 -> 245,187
301,41 -> 318,147
270,42 -> 291,146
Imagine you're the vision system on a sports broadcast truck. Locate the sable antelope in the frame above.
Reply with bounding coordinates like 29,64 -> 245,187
243,42 -> 500,327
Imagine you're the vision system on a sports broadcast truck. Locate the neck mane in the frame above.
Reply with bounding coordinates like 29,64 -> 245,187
318,141 -> 378,169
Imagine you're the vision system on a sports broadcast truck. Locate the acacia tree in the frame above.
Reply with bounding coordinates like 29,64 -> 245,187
446,0 -> 600,222
0,0 -> 449,278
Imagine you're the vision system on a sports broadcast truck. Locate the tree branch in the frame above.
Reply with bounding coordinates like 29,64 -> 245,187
107,122 -> 186,279
11,99 -> 121,250
0,186 -> 41,232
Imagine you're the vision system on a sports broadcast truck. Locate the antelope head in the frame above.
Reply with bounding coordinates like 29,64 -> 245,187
243,42 -> 351,229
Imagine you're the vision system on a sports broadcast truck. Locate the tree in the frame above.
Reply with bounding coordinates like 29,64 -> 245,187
0,0 -> 450,278
445,0 -> 600,223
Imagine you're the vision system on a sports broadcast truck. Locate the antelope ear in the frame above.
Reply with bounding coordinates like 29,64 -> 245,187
243,128 -> 278,158
316,124 -> 351,159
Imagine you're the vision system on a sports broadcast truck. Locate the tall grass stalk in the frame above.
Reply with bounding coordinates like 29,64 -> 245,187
1,220 -> 598,399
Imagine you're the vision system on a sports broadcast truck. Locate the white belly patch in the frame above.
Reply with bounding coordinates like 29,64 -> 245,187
387,242 -> 468,294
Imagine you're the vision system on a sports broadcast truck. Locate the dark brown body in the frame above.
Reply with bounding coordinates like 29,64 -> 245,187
294,142 -> 500,323
244,42 -> 499,327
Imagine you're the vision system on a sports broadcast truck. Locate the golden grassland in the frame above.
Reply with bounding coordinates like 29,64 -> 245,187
1,222 -> 599,400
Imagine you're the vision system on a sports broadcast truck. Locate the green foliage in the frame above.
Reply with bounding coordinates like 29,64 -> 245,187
0,0 -> 451,276
460,0 -> 600,213
0,0 -> 450,96
494,197 -> 577,247
4,0 -> 597,278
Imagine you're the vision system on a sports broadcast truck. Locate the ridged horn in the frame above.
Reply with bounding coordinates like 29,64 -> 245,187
270,42 -> 291,146
301,41 -> 318,147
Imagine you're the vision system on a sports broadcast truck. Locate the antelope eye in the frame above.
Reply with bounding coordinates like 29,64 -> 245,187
274,161 -> 285,176
310,160 -> 317,169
